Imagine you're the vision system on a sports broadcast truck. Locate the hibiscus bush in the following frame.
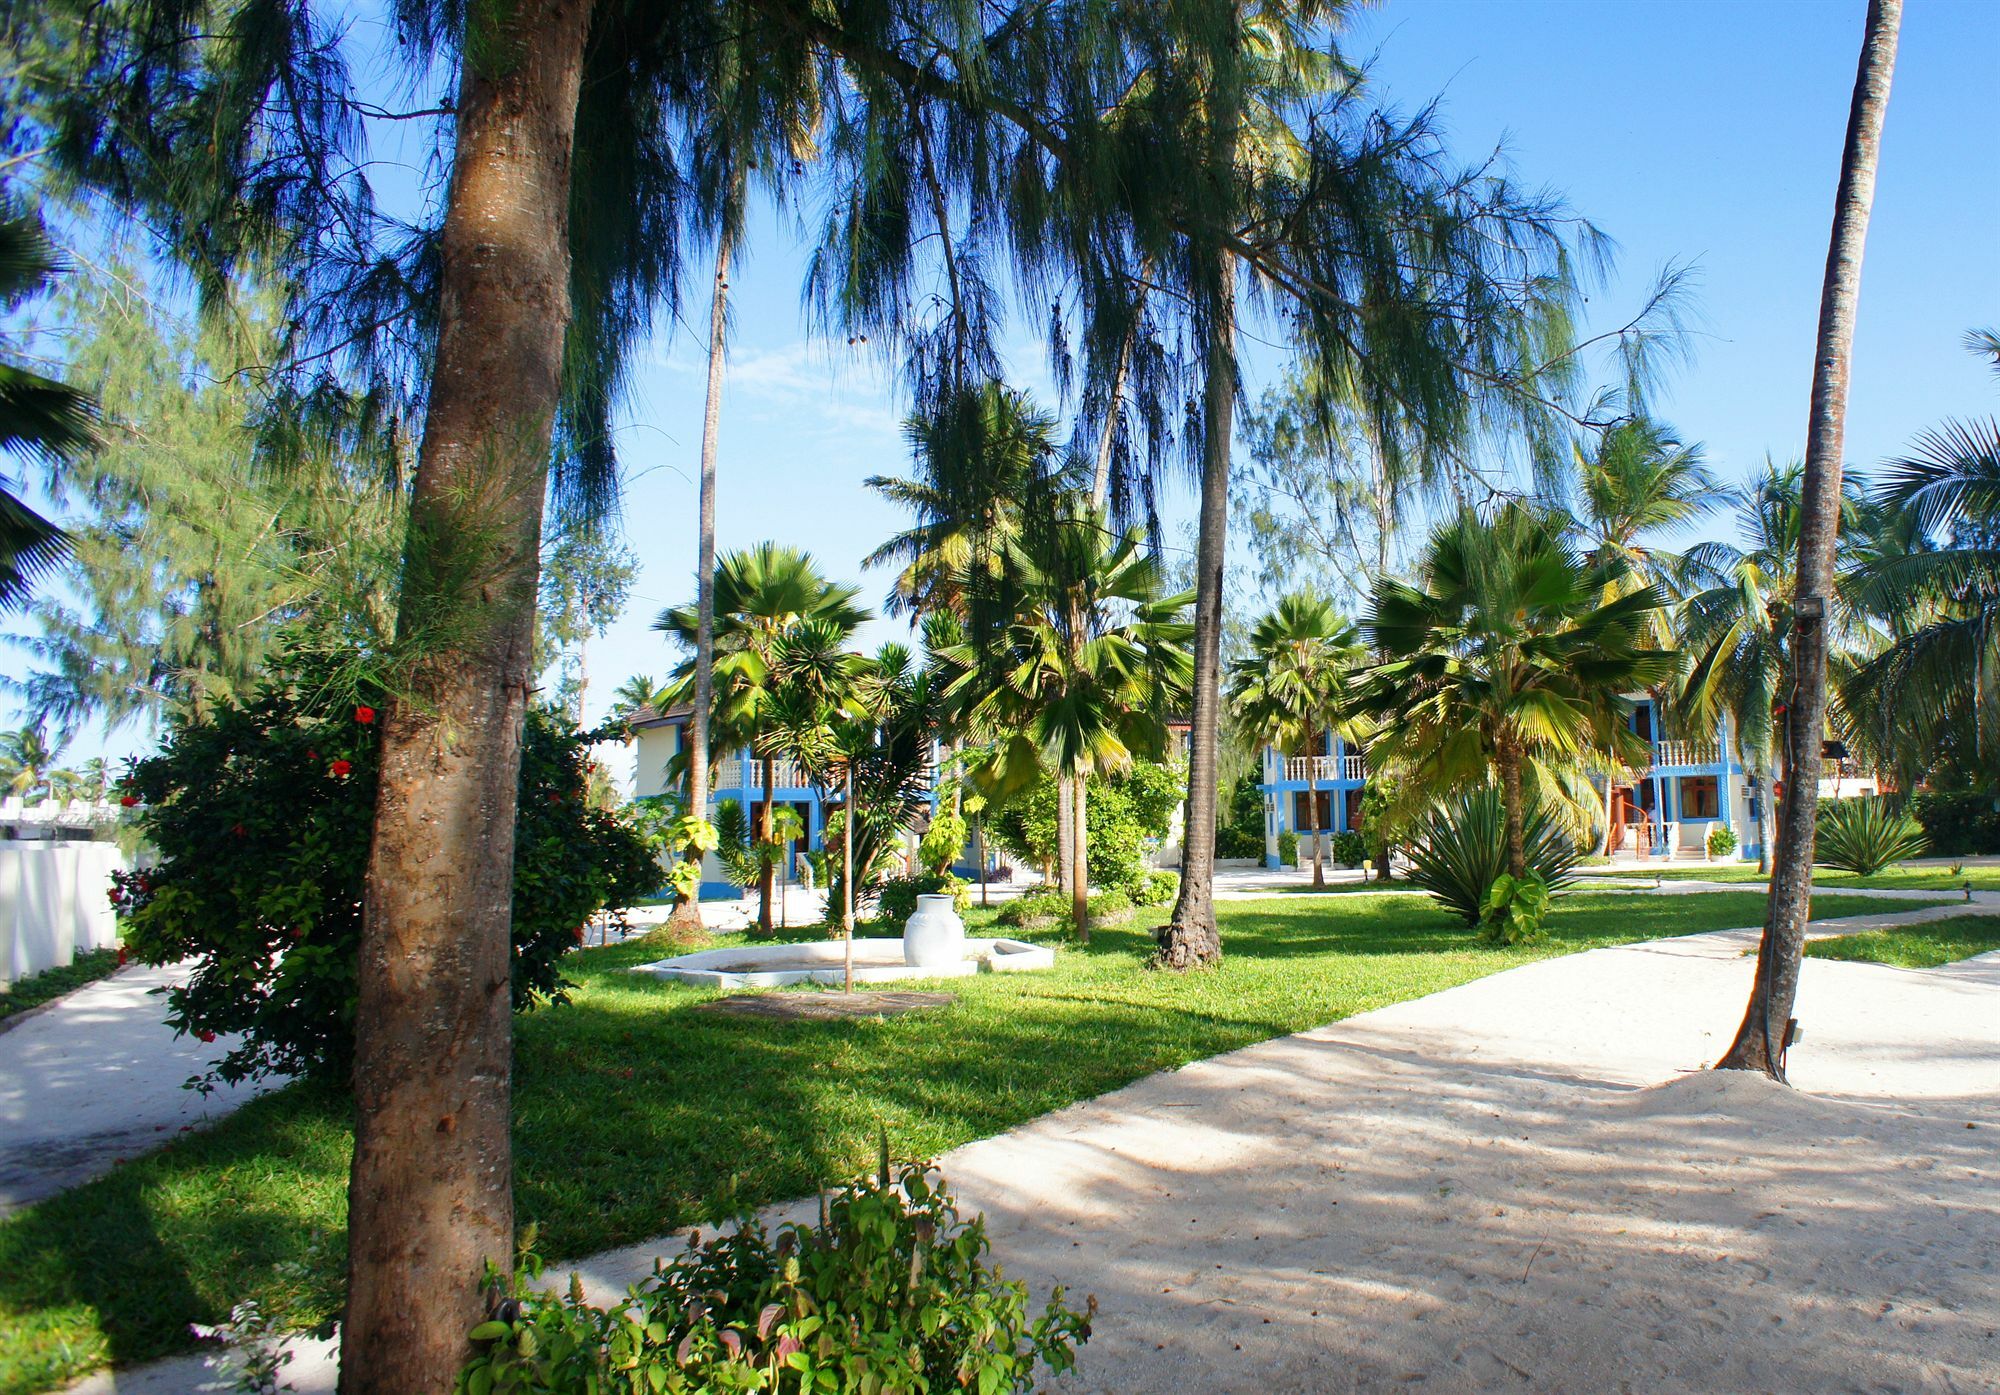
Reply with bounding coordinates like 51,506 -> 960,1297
114,640 -> 658,1088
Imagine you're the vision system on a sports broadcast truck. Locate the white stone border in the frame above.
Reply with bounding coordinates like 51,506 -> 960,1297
630,935 -> 1057,990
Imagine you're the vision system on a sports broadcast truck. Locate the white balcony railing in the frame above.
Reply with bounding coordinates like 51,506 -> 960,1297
1651,740 -> 1720,768
1280,754 -> 1367,783
716,756 -> 810,790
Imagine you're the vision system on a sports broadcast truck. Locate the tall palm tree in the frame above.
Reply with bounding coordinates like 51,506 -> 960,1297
1675,461 -> 1867,872
1569,416 -> 1716,848
1719,0 -> 1900,1081
1228,591 -> 1367,888
1839,333 -> 2000,794
609,673 -> 665,720
656,543 -> 870,934
939,497 -> 1193,936
0,723 -> 62,801
1363,503 -> 1678,878
0,210 -> 91,608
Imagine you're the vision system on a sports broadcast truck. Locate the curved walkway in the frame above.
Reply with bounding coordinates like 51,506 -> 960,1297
69,896 -> 1999,1393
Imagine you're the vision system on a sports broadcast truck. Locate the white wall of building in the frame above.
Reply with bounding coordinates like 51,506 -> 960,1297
0,841 -> 125,988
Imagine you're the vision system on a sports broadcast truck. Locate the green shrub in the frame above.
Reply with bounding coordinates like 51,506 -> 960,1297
460,1160 -> 1093,1395
1478,869 -> 1552,946
874,872 -> 970,925
1085,889 -> 1133,928
988,762 -> 1185,896
1277,829 -> 1299,867
1406,786 -> 1580,926
917,809 -> 969,876
1907,790 -> 2000,856
1706,824 -> 1738,860
1214,773 -> 1265,858
1816,796 -> 1929,875
112,640 -> 658,1088
995,890 -> 1070,930
1134,869 -> 1180,906
1331,830 -> 1367,867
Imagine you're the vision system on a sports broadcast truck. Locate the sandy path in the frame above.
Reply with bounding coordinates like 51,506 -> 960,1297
68,903 -> 2000,1394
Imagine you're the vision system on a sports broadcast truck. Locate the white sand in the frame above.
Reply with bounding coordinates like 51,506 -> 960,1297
68,903 -> 2000,1394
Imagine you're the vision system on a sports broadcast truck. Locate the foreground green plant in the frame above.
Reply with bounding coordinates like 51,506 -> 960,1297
460,1160 -> 1092,1395
0,949 -> 120,1024
1407,787 -> 1580,926
1479,870 -> 1552,946
1816,797 -> 1929,876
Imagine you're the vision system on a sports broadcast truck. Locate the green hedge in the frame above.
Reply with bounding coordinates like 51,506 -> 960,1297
1908,791 -> 2000,857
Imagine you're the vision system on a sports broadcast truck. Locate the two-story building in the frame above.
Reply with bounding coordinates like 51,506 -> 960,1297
628,704 -> 836,897
1252,695 -> 1821,868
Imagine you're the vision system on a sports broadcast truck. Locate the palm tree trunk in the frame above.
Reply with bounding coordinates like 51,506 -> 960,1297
1600,764 -> 1617,857
1056,770 -> 1075,907
843,764 -> 855,994
1497,741 -> 1528,880
1720,0 -> 1899,1081
1072,771 -> 1090,942
674,197 -> 738,935
1157,238 -> 1237,970
975,819 -> 989,907
343,2 -> 593,1389
758,754 -> 776,935
1306,773 -> 1324,888
1755,763 -> 1772,875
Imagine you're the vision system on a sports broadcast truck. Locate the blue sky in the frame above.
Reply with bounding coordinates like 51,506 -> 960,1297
14,0 -> 2000,775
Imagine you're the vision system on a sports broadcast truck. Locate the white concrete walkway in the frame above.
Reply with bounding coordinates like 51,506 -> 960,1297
0,962 -> 279,1216
63,895 -> 2000,1394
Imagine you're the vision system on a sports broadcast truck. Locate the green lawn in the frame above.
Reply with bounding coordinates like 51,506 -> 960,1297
0,950 -> 121,1026
1575,862 -> 2000,892
0,888 -> 1941,1394
1804,914 -> 2000,969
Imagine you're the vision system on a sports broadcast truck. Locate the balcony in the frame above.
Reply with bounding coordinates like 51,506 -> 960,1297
716,756 -> 811,790
1650,740 -> 1721,769
1280,754 -> 1367,783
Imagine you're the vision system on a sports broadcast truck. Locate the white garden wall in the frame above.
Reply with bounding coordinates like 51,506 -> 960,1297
0,841 -> 125,988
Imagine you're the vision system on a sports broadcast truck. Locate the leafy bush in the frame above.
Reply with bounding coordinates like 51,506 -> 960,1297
1331,830 -> 1367,868
1085,889 -> 1133,928
873,872 -> 970,925
995,890 -> 1070,930
1907,790 -> 2000,856
460,1160 -> 1093,1395
1479,870 -> 1552,946
1816,796 -> 1929,875
1214,773 -> 1265,858
1406,786 -> 1580,926
916,809 -> 969,876
988,762 -> 1185,896
113,643 -> 658,1087
1706,824 -> 1738,860
1134,869 -> 1179,906
1277,829 -> 1299,867
1359,778 -> 1410,881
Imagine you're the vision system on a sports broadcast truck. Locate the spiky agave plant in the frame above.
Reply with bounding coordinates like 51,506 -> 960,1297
1406,786 -> 1581,926
1815,797 -> 1928,876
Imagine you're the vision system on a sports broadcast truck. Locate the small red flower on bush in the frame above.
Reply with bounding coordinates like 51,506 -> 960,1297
307,749 -> 319,761
196,1029 -> 217,1043
355,705 -> 376,724
329,759 -> 352,778
117,946 -> 128,967
232,823 -> 248,838
119,795 -> 139,808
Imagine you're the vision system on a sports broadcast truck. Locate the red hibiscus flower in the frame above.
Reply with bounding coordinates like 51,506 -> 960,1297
355,705 -> 376,724
330,759 -> 352,778
119,795 -> 139,808
196,1029 -> 216,1044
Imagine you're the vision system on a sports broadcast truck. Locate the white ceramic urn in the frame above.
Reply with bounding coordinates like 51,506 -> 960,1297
902,893 -> 966,970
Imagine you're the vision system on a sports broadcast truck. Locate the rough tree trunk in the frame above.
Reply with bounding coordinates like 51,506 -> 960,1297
1072,772 -> 1090,942
673,196 -> 738,935
342,1 -> 594,1390
758,754 -> 776,935
1056,770 -> 1075,910
1756,765 -> 1772,875
1719,0 -> 1899,1080
1156,237 -> 1237,971
1305,773 -> 1323,888
1497,741 -> 1527,880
